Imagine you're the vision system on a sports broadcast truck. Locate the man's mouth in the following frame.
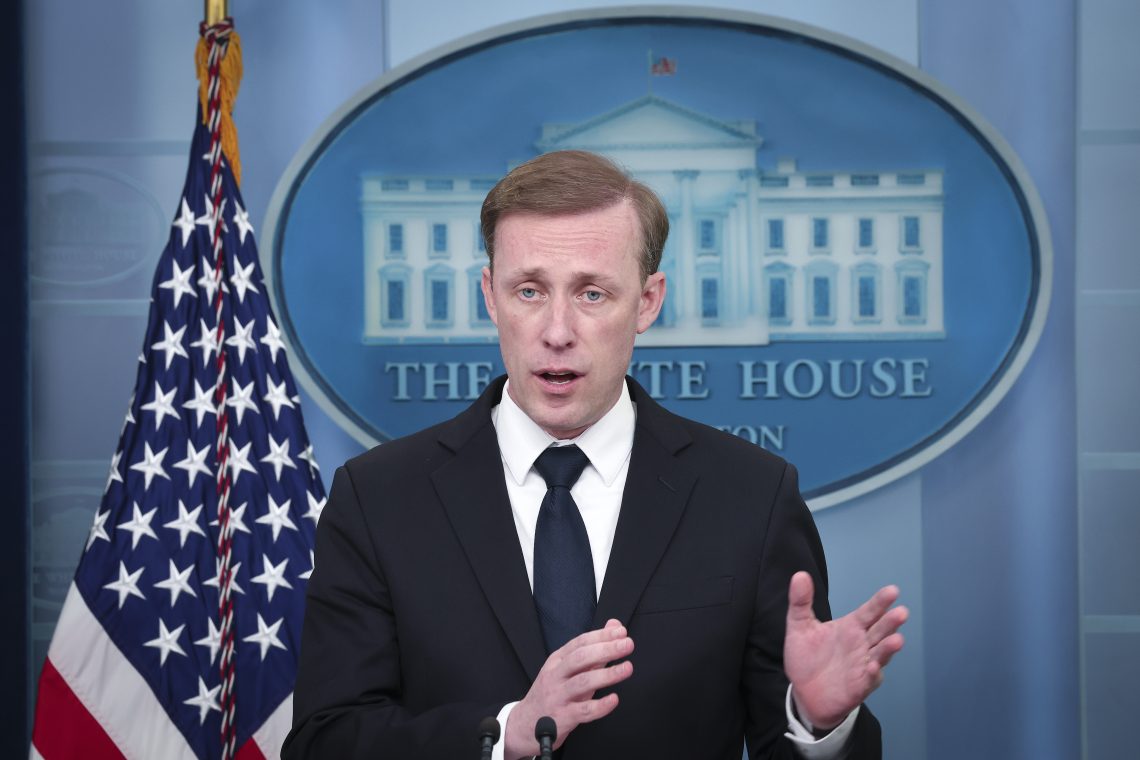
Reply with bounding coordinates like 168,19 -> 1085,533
539,370 -> 579,385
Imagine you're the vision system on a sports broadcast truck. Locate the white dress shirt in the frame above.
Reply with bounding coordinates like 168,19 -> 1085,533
488,380 -> 854,759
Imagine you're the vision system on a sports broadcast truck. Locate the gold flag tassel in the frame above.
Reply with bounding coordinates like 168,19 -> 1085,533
195,22 -> 243,186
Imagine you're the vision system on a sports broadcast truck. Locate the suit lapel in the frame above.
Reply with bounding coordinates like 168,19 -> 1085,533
431,380 -> 547,681
594,382 -> 697,627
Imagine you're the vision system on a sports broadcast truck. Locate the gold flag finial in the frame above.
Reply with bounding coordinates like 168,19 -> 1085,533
205,0 -> 228,26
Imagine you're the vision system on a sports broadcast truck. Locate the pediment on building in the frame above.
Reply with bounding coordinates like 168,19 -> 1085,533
536,95 -> 762,151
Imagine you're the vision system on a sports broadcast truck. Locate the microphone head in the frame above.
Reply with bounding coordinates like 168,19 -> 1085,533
535,716 -> 557,742
477,716 -> 501,743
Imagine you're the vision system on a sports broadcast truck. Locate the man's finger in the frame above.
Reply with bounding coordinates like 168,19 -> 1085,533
557,632 -> 635,677
565,659 -> 634,701
565,692 -> 621,732
865,604 -> 909,647
851,584 -> 900,629
785,571 -> 817,626
868,632 -> 905,669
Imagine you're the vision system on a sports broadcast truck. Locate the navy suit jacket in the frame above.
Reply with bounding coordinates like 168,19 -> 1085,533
283,376 -> 880,758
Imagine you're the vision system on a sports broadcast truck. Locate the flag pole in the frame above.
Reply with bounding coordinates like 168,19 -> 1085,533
205,0 -> 228,25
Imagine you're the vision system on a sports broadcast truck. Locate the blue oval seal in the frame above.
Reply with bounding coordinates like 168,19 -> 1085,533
263,8 -> 1051,509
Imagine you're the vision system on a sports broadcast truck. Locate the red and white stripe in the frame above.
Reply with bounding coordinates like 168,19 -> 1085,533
29,584 -> 291,760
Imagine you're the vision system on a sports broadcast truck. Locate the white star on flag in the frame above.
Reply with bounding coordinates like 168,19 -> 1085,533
262,378 -> 295,420
163,500 -> 207,547
173,441 -> 213,488
256,495 -> 298,542
260,316 -> 286,362
243,614 -> 288,661
129,442 -> 170,489
184,677 -> 222,725
158,259 -> 198,307
204,559 -> 245,596
260,436 -> 297,480
298,444 -> 319,474
117,502 -> 159,549
105,451 -> 124,492
225,317 -> 257,364
182,378 -> 216,428
86,509 -> 111,551
189,318 -> 219,367
226,380 -> 260,426
144,619 -> 187,666
226,440 -> 259,483
230,259 -> 259,303
232,200 -> 255,244
208,501 -> 251,535
151,321 -> 190,370
195,194 -> 227,235
154,559 -> 198,606
197,256 -> 225,303
103,561 -> 146,608
299,550 -> 315,580
251,555 -> 294,602
140,381 -> 181,429
195,617 -> 223,666
303,492 -> 326,525
172,198 -> 196,247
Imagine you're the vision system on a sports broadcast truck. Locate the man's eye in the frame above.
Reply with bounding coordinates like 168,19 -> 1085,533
584,290 -> 603,302
520,288 -> 537,299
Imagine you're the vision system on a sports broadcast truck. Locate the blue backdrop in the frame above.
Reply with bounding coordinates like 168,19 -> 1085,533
21,1 -> 1107,758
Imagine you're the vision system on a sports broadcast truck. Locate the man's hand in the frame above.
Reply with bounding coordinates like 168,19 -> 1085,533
784,571 -> 907,731
504,619 -> 634,759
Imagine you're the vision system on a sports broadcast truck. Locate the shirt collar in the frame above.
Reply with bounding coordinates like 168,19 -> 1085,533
492,379 -> 636,488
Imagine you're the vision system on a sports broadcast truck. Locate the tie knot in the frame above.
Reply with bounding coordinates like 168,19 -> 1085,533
533,445 -> 590,490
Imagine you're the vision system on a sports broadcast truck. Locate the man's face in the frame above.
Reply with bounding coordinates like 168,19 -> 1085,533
481,200 -> 665,439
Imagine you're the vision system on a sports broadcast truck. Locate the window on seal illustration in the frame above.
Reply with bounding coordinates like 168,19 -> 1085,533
698,218 -> 717,253
424,264 -> 454,327
901,215 -> 921,252
805,260 -> 838,326
475,222 -> 486,254
387,223 -> 404,258
812,217 -> 829,251
895,259 -> 929,324
700,277 -> 720,324
857,218 -> 874,251
767,218 -> 785,253
468,265 -> 492,327
379,264 -> 411,327
852,263 -> 881,322
430,222 -> 449,257
763,262 -> 793,327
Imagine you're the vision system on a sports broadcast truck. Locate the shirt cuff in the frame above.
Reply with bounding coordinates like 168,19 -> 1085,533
491,701 -> 519,760
783,686 -> 859,760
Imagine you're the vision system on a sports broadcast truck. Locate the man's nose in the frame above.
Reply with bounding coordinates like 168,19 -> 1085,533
540,296 -> 576,348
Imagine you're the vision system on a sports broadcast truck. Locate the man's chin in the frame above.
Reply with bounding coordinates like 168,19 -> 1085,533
532,408 -> 592,441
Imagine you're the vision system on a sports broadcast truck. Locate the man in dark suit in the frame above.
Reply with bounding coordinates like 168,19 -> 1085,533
284,151 -> 907,759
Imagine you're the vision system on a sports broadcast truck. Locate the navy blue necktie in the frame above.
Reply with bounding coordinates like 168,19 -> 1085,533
532,445 -> 595,654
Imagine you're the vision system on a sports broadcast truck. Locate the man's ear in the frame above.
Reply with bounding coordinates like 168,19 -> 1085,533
480,266 -> 498,326
636,272 -> 666,334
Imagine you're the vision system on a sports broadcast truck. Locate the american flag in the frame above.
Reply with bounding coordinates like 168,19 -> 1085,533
30,91 -> 324,758
650,55 -> 677,76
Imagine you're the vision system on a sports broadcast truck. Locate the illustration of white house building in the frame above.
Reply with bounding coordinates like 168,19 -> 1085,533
361,95 -> 944,345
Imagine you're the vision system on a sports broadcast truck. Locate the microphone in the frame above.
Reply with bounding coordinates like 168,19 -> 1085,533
476,716 -> 500,760
535,716 -> 557,760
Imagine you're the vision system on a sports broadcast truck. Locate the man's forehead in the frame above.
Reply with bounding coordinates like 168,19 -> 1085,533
496,203 -> 640,257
